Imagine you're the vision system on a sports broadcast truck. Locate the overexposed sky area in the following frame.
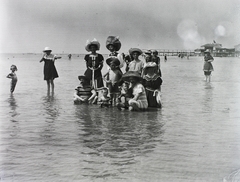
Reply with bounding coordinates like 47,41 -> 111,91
0,0 -> 240,54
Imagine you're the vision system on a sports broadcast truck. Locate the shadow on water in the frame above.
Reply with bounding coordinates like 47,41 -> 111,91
74,104 -> 165,178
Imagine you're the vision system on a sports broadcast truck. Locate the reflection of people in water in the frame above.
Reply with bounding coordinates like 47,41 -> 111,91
8,94 -> 18,119
42,93 -> 60,122
74,104 -> 164,161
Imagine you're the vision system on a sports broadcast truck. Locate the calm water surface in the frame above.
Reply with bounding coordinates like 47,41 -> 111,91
0,54 -> 240,182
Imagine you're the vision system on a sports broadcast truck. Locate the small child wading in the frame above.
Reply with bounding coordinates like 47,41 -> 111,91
6,65 -> 18,93
103,57 -> 123,105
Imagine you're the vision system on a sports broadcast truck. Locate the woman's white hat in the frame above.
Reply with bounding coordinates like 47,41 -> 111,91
143,62 -> 157,69
85,38 -> 100,52
43,47 -> 52,52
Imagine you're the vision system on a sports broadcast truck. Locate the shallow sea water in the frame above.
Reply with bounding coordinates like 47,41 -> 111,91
0,53 -> 240,182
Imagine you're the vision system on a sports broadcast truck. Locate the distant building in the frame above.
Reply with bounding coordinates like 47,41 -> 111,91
197,41 -> 237,57
234,44 -> 240,57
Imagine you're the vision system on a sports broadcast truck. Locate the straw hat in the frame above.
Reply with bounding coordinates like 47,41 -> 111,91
129,48 -> 142,55
43,47 -> 52,52
85,38 -> 100,52
106,57 -> 120,66
106,36 -> 121,51
122,71 -> 142,82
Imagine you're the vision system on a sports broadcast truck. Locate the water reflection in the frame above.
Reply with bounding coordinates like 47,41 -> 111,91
202,82 -> 214,113
6,94 -> 20,138
74,105 -> 165,178
39,93 -> 60,144
41,92 -> 60,123
7,94 -> 19,122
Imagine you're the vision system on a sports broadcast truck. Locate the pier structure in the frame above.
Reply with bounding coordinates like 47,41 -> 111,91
142,49 -> 195,56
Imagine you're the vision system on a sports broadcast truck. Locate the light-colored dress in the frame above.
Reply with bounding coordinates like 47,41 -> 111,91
128,59 -> 145,75
128,83 -> 148,109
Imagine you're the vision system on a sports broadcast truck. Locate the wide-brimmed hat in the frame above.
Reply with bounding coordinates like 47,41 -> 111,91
78,75 -> 90,83
106,57 -> 120,66
85,38 -> 100,52
143,62 -> 158,69
106,36 -> 121,51
43,47 -> 52,52
122,71 -> 142,82
204,49 -> 210,53
144,50 -> 152,55
152,50 -> 158,54
129,48 -> 142,55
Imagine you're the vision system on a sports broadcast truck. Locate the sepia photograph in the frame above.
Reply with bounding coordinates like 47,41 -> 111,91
0,0 -> 240,181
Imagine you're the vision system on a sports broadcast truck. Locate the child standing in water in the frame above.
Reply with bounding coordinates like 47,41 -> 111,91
6,65 -> 18,93
40,47 -> 61,93
103,57 -> 123,105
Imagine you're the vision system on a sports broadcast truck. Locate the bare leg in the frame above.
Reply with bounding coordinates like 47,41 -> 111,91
50,79 -> 54,93
47,80 -> 50,93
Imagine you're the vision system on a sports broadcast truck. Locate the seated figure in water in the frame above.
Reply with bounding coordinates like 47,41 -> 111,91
98,87 -> 112,107
74,75 -> 97,104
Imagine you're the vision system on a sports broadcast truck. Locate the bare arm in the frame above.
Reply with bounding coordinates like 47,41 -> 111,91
88,89 -> 97,101
74,90 -> 85,101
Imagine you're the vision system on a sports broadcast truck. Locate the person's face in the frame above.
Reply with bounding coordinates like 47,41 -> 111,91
110,63 -> 117,70
132,52 -> 139,59
90,45 -> 97,52
129,77 -> 137,84
10,66 -> 16,71
79,78 -> 85,85
145,55 -> 151,61
108,44 -> 115,52
102,89 -> 108,96
122,83 -> 129,90
45,51 -> 51,55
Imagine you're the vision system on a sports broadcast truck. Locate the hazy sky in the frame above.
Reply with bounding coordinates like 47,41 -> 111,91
0,0 -> 240,54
